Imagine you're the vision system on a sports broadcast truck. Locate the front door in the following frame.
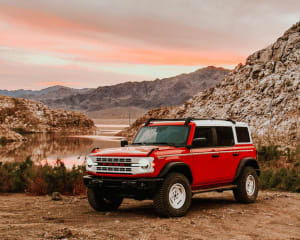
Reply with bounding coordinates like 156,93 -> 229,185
190,126 -> 222,187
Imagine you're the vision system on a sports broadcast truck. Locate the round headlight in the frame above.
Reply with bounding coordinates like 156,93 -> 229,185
86,157 -> 94,168
139,158 -> 150,169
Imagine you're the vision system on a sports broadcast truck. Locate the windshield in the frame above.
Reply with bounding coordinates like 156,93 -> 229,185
133,125 -> 190,146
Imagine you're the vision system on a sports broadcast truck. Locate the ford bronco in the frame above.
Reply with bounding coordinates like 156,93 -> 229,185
84,118 -> 259,217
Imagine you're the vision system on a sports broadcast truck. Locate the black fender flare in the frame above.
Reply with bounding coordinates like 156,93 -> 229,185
158,162 -> 193,183
234,157 -> 260,182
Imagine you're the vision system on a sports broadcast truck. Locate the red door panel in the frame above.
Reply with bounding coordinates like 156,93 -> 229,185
190,148 -> 222,186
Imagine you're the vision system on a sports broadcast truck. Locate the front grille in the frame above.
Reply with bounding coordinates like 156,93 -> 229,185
96,157 -> 132,163
95,157 -> 133,174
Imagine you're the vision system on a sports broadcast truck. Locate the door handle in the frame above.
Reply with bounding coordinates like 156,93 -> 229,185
212,154 -> 219,158
233,153 -> 239,156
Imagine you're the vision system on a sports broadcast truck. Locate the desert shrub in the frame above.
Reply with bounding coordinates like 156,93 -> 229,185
259,169 -> 273,189
258,145 -> 281,162
12,128 -> 33,135
260,168 -> 300,192
0,156 -> 34,192
284,146 -> 300,163
0,137 -> 8,146
0,157 -> 86,195
295,161 -> 300,167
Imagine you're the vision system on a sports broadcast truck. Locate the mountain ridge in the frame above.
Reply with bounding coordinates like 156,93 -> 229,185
0,66 -> 229,113
45,66 -> 229,112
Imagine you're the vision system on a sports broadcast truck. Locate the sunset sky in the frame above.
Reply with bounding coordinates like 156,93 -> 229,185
0,0 -> 299,90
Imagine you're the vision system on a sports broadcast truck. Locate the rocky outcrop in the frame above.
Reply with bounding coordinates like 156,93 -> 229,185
120,22 -> 300,147
0,95 -> 96,141
0,126 -> 24,142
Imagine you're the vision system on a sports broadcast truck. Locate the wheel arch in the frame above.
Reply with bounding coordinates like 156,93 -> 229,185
234,157 -> 260,182
158,162 -> 193,184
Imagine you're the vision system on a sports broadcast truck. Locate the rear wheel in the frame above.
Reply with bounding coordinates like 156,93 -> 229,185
233,167 -> 258,203
87,188 -> 123,211
153,173 -> 192,217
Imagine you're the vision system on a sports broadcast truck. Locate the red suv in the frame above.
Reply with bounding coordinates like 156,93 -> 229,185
84,118 -> 260,217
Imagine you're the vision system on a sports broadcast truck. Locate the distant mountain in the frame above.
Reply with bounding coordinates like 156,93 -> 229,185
43,66 -> 229,112
21,86 -> 92,101
0,89 -> 35,97
0,67 -> 228,117
119,22 -> 300,147
0,86 -> 91,100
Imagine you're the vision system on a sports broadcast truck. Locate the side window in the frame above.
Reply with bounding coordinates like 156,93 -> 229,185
193,127 -> 214,148
215,127 -> 234,147
236,127 -> 250,143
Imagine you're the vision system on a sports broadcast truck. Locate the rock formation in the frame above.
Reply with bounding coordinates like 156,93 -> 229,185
119,22 -> 300,147
0,95 -> 96,142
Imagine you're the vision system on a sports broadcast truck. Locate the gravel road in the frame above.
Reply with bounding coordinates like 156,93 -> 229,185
0,191 -> 299,240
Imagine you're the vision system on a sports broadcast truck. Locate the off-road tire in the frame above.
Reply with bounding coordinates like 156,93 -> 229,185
153,173 -> 192,218
87,188 -> 123,211
233,166 -> 258,203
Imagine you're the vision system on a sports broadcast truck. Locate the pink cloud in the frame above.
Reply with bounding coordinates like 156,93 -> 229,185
0,0 -> 298,90
0,4 -> 246,66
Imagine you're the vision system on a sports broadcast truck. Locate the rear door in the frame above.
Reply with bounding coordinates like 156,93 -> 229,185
214,126 -> 237,182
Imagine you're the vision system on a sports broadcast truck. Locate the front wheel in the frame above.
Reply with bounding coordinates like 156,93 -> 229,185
233,166 -> 258,203
87,188 -> 123,211
153,173 -> 192,217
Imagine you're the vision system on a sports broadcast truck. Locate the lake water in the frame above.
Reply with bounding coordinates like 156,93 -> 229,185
0,121 -> 128,168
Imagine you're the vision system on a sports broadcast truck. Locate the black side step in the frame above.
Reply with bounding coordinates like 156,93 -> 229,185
192,184 -> 237,194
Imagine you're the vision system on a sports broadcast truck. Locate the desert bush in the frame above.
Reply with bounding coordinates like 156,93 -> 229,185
12,128 -> 33,135
260,168 -> 300,192
0,157 -> 86,195
295,161 -> 300,167
284,146 -> 300,163
257,145 -> 281,162
0,136 -> 8,146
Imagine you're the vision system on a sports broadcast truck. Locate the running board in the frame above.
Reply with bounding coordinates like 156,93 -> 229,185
192,184 -> 237,194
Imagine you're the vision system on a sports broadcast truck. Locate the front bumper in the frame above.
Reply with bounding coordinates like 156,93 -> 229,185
83,175 -> 164,199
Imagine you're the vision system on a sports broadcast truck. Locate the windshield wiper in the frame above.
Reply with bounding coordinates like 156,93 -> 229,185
132,142 -> 185,147
146,142 -> 177,146
132,142 -> 146,145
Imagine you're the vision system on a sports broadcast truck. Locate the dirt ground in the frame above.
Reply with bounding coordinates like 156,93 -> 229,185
0,191 -> 299,240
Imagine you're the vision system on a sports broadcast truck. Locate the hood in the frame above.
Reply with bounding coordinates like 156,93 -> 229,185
90,145 -> 181,157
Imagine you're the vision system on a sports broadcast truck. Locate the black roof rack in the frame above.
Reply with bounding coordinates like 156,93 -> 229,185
144,117 -> 236,126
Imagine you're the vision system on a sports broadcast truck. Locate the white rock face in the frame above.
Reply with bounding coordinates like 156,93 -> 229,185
121,22 -> 300,147
177,22 -> 300,146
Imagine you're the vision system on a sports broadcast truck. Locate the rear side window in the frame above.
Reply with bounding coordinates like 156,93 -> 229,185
193,127 -> 214,147
215,127 -> 234,146
236,127 -> 251,143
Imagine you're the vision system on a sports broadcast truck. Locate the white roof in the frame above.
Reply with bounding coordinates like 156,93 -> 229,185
153,119 -> 249,127
193,120 -> 248,127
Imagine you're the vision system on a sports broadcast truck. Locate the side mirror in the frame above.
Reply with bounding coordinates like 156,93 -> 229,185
121,139 -> 128,147
91,147 -> 100,153
192,137 -> 208,147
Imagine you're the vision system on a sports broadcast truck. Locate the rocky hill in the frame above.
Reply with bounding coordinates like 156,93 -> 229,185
40,66 -> 229,112
119,22 -> 300,147
0,95 -> 96,142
